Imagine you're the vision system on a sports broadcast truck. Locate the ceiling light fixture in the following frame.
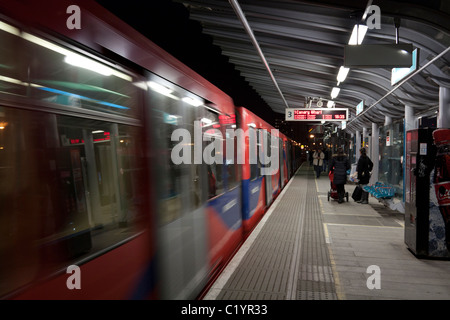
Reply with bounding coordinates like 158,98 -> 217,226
348,24 -> 368,45
331,87 -> 340,99
336,66 -> 350,84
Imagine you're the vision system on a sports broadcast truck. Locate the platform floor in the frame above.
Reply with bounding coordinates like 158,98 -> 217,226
204,163 -> 450,300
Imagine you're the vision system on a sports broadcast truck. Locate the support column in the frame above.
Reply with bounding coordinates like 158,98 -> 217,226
370,122 -> 379,185
355,130 -> 361,163
362,127 -> 367,145
438,87 -> 450,128
385,116 -> 392,126
363,127 -> 371,158
405,105 -> 416,132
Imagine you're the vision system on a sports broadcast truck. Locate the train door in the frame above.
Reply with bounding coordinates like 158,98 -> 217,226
147,75 -> 209,299
279,138 -> 285,189
261,129 -> 273,207
286,141 -> 292,179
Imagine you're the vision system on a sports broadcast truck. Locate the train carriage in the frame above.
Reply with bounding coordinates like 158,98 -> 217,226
238,107 -> 283,234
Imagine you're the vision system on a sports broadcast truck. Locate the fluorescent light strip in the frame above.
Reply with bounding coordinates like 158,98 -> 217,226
22,32 -> 72,56
348,24 -> 368,45
0,75 -> 28,86
0,75 -> 48,90
148,81 -> 180,100
182,96 -> 203,107
0,72 -> 129,109
331,87 -> 340,99
337,66 -> 350,84
362,0 -> 374,21
21,31 -> 132,81
148,81 -> 173,95
4,24 -> 131,81
0,21 -> 21,36
64,54 -> 132,81
65,54 -> 112,76
133,81 -> 148,91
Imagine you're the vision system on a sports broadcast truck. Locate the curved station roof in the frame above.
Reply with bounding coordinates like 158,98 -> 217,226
176,0 -> 450,132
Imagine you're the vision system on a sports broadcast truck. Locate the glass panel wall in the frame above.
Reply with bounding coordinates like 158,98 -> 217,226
379,119 -> 404,200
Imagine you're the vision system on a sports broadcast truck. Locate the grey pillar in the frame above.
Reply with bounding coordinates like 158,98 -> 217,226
405,105 -> 416,132
363,126 -> 372,158
385,116 -> 392,126
438,87 -> 450,128
370,122 -> 379,184
362,127 -> 368,149
355,130 -> 361,162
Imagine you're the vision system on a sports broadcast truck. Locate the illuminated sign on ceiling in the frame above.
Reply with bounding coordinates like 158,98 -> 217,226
285,108 -> 348,121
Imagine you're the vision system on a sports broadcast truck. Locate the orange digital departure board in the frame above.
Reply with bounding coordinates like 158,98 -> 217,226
285,108 -> 348,121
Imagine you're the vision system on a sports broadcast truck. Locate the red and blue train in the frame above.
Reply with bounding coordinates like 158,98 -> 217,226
0,0 -> 302,299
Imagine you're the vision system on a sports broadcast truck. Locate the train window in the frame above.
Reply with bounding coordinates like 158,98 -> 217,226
148,76 -> 205,224
249,127 -> 259,180
216,113 -> 240,190
0,107 -> 146,297
266,131 -> 272,165
225,131 -> 240,190
0,21 -> 140,118
202,110 -> 224,198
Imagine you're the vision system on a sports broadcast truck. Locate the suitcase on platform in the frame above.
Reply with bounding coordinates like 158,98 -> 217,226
352,185 -> 363,202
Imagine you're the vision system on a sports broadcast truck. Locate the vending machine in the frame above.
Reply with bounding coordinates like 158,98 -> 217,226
404,128 -> 450,258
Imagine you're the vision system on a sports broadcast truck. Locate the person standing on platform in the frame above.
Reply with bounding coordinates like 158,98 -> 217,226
330,147 -> 350,203
313,149 -> 324,178
357,147 -> 373,204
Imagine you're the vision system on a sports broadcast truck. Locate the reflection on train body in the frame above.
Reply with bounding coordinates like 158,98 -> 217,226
0,16 -> 149,298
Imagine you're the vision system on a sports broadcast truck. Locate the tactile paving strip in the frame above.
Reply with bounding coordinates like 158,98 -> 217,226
216,165 -> 337,300
296,171 -> 337,300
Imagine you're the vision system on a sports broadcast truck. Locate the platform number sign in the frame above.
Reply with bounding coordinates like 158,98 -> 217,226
285,108 -> 348,122
287,110 -> 293,119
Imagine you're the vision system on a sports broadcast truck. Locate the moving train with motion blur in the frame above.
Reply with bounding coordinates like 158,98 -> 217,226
0,0 -> 302,299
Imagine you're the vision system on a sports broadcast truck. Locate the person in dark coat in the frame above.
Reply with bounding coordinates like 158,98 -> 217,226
330,147 -> 351,203
356,147 -> 373,204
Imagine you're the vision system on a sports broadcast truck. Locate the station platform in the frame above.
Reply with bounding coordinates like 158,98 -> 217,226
204,163 -> 450,300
